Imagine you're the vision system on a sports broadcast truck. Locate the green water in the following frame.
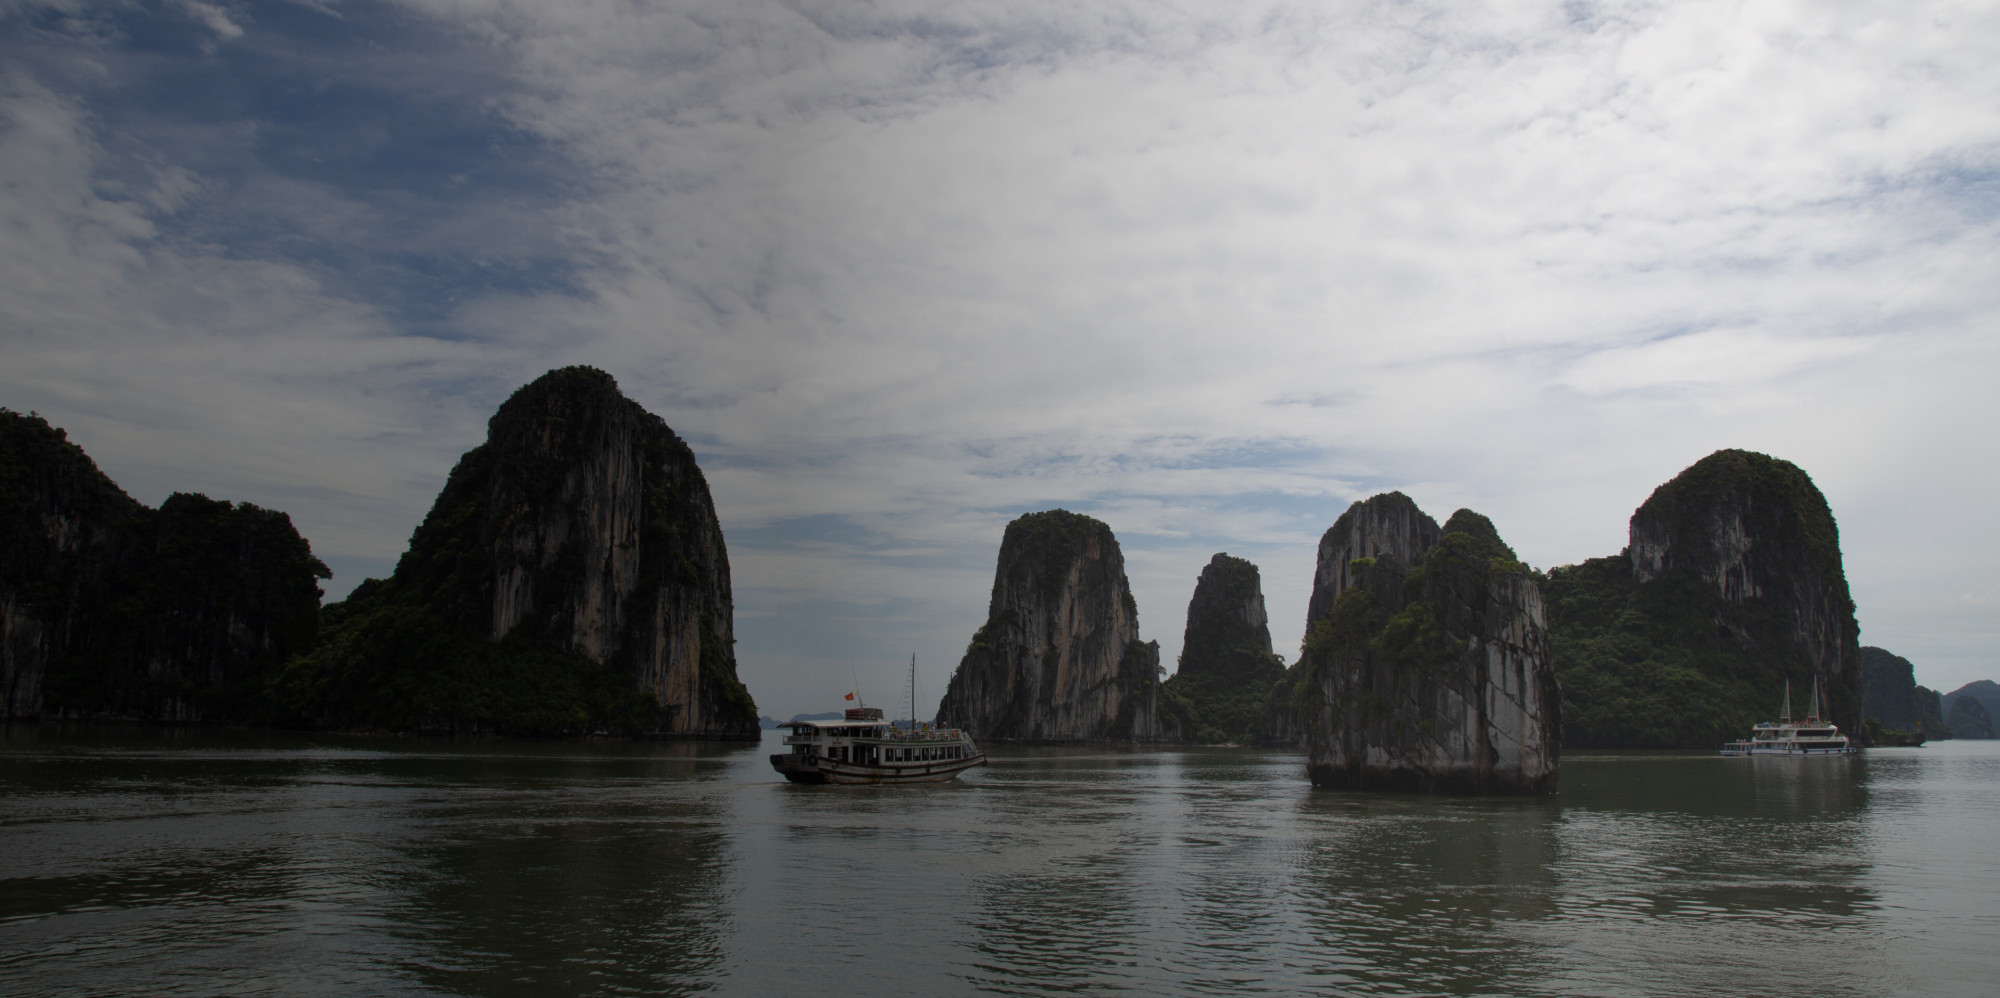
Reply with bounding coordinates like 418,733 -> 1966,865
2,726 -> 1995,996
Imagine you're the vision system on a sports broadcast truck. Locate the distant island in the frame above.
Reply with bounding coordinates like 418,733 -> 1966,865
6,372 -> 1992,768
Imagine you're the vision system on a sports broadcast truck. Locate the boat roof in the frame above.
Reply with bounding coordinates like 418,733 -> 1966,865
783,718 -> 966,737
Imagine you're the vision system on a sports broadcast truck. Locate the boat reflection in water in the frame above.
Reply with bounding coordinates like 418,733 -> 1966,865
770,706 -> 988,784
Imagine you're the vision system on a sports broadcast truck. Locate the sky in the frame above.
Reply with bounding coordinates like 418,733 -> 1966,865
3,0 -> 1997,721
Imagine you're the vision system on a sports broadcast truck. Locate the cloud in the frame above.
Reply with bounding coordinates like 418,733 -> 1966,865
172,1 -> 246,42
4,0 -> 1998,712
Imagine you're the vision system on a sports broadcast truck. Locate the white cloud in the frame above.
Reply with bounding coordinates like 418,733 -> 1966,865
4,0 -> 1998,713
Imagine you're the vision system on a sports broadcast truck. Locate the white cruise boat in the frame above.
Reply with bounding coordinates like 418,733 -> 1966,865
770,656 -> 987,784
1720,678 -> 1856,756
769,706 -> 987,784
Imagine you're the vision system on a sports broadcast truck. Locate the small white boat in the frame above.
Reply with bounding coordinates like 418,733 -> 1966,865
770,706 -> 988,784
1721,678 -> 1856,756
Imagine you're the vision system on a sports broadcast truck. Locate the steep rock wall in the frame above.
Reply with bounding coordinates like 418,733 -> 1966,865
1305,492 -> 1442,627
937,510 -> 1168,742
1628,449 -> 1861,735
286,367 -> 756,738
1859,646 -> 1926,733
0,409 -> 328,721
1298,502 -> 1560,794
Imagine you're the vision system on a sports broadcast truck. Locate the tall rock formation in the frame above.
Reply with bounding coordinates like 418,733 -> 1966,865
279,367 -> 757,738
1,409 -> 329,721
1295,498 -> 1561,794
1859,646 -> 1926,733
936,510 -> 1168,742
1161,553 -> 1286,743
1546,450 -> 1862,747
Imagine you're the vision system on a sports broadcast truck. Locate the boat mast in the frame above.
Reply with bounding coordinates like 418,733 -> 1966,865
909,653 -> 917,735
1781,680 -> 1792,724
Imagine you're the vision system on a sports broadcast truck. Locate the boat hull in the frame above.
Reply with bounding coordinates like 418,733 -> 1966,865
1720,742 -> 1857,756
769,752 -> 987,785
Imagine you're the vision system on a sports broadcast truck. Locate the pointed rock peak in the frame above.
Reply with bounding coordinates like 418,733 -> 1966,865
1325,492 -> 1434,556
1306,492 -> 1443,626
507,365 -> 624,406
1439,508 -> 1519,565
488,366 -> 651,443
1005,509 -> 1114,548
1176,552 -> 1277,688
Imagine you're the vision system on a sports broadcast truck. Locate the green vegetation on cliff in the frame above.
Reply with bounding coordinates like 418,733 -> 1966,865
1546,450 -> 1861,748
1545,555 -> 1777,747
273,585 -> 660,735
1161,553 -> 1286,743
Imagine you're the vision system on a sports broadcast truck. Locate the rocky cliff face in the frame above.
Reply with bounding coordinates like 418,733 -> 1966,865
936,510 -> 1168,742
282,367 -> 756,737
1,409 -> 328,721
1297,500 -> 1560,794
1859,646 -> 1926,733
1305,492 -> 1442,626
1546,450 -> 1864,747
1161,553 -> 1287,743
1628,449 -> 1860,729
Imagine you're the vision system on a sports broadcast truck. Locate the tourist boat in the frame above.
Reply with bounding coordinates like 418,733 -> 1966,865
1720,678 -> 1857,756
769,656 -> 988,784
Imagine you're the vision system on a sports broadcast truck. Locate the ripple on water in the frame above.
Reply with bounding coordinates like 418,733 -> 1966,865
4,732 -> 1999,996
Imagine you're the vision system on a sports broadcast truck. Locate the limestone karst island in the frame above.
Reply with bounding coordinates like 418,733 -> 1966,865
2,367 -> 1985,791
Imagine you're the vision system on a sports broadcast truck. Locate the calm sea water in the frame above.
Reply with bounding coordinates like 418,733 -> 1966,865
3,726 -> 1996,997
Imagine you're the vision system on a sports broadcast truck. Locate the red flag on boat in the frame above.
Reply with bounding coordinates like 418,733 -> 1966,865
844,692 -> 856,701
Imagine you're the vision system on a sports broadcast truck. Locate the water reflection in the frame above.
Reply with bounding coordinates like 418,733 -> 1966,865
0,725 -> 755,996
1531,753 -> 1887,997
5,729 -> 1997,997
1289,792 -> 1560,995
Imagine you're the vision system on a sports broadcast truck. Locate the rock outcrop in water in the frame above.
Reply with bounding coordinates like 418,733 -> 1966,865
1160,553 -> 1287,743
278,367 -> 757,737
936,510 -> 1169,742
1295,495 -> 1561,794
1545,450 -> 1862,747
1,409 -> 329,721
1858,645 -> 1944,743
